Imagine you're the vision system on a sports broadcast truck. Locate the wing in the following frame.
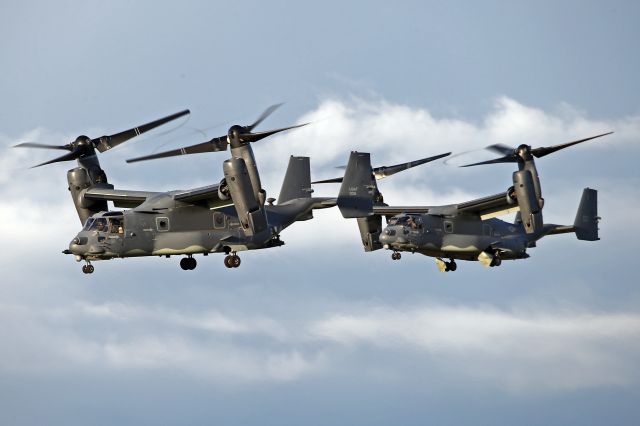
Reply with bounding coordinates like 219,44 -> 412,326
86,183 -> 228,209
368,191 -> 517,219
456,190 -> 519,219
83,188 -> 159,208
172,183 -> 222,204
372,206 -> 431,215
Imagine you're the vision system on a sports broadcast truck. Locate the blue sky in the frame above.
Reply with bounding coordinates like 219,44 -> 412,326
1,1 -> 640,425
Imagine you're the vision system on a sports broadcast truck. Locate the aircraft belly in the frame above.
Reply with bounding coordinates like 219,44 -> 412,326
440,234 -> 486,254
151,231 -> 222,255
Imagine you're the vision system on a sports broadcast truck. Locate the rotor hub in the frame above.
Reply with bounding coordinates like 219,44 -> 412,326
74,135 -> 92,147
227,125 -> 243,139
516,144 -> 532,160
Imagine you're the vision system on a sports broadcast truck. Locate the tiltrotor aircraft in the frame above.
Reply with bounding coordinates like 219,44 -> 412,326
16,105 -> 331,273
334,132 -> 611,272
16,105 -> 439,274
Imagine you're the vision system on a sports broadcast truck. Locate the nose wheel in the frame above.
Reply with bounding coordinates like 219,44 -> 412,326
391,251 -> 402,260
81,262 -> 94,274
224,253 -> 241,268
180,256 -> 197,270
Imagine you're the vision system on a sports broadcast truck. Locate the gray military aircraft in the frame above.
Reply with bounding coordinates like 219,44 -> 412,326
16,105 -> 341,273
334,132 -> 611,271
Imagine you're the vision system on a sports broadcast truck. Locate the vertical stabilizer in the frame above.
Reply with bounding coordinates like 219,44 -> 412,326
574,188 -> 599,241
277,156 -> 312,204
337,152 -> 375,218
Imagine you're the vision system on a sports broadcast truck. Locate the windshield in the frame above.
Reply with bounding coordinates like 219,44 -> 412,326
82,218 -> 95,231
85,218 -> 107,231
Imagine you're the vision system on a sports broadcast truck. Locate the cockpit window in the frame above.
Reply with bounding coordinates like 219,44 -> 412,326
108,218 -> 124,234
82,217 -> 120,233
388,215 -> 422,229
85,218 -> 108,232
83,218 -> 95,231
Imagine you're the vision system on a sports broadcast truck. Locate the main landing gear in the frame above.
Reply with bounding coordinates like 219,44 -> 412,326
391,251 -> 402,260
436,258 -> 457,272
445,259 -> 457,272
224,253 -> 241,268
180,256 -> 197,270
81,262 -> 94,274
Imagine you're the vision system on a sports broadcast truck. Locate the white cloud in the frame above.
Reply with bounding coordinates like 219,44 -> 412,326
259,96 -> 639,176
0,301 -> 320,384
1,300 -> 639,393
311,305 -> 640,392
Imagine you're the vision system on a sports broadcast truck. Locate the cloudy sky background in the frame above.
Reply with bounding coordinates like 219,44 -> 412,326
1,1 -> 640,425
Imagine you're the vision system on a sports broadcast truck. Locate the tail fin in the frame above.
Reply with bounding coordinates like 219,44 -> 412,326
337,152 -> 376,218
336,152 -> 383,251
574,188 -> 599,241
277,156 -> 312,204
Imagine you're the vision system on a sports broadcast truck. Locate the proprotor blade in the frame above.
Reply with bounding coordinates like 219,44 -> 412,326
531,131 -> 614,158
486,143 -> 515,156
30,149 -> 84,168
311,177 -> 344,184
312,152 -> 451,184
460,156 -> 518,167
126,135 -> 227,163
13,142 -> 73,151
373,152 -> 451,179
247,103 -> 283,132
127,104 -> 305,163
241,122 -> 309,143
93,109 -> 190,153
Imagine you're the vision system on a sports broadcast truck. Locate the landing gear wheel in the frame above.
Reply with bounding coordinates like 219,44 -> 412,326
490,256 -> 502,267
391,252 -> 401,260
180,258 -> 189,270
82,264 -> 94,274
224,254 -> 241,268
187,257 -> 197,270
180,257 -> 197,270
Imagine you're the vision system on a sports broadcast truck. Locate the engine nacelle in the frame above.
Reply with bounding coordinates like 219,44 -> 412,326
512,170 -> 543,234
223,157 -> 267,236
68,167 -> 112,225
357,215 -> 383,252
217,178 -> 230,201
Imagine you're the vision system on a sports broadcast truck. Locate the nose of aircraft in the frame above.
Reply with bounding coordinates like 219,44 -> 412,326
379,228 -> 394,244
69,235 -> 88,255
379,227 -> 407,245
